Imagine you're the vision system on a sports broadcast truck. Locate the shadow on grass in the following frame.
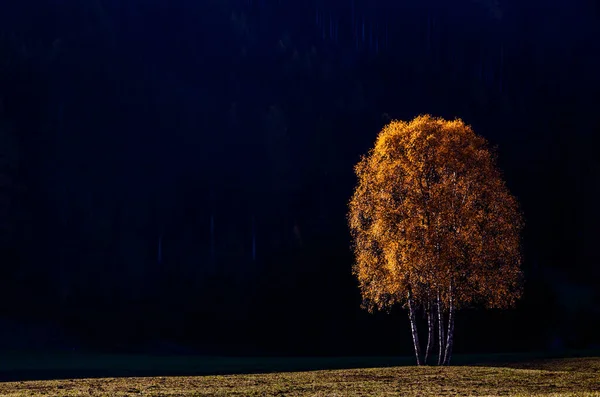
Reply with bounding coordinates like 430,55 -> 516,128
1,349 -> 597,382
457,350 -> 600,367
0,354 -> 414,382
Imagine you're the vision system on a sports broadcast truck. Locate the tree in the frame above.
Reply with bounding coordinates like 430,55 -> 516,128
348,115 -> 523,365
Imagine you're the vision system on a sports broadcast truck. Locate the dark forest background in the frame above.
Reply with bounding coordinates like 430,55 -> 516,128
0,0 -> 599,356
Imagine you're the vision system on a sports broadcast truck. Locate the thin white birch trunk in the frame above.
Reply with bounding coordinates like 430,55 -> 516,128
437,291 -> 445,366
424,300 -> 435,365
407,289 -> 423,366
443,284 -> 455,365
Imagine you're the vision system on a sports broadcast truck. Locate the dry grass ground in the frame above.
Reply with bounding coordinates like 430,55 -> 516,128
0,357 -> 598,396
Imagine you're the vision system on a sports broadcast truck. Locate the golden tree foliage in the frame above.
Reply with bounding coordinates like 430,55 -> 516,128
348,115 -> 523,313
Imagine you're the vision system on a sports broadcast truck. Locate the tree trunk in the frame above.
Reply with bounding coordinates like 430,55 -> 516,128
424,300 -> 435,365
443,285 -> 455,366
407,289 -> 423,366
437,291 -> 445,366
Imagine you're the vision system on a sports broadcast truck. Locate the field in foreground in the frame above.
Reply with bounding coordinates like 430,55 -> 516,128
0,357 -> 598,396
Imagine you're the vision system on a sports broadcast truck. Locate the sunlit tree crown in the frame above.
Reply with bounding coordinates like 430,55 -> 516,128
349,115 -> 523,312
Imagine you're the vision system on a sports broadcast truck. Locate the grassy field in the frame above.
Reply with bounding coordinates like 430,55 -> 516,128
0,356 -> 598,396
